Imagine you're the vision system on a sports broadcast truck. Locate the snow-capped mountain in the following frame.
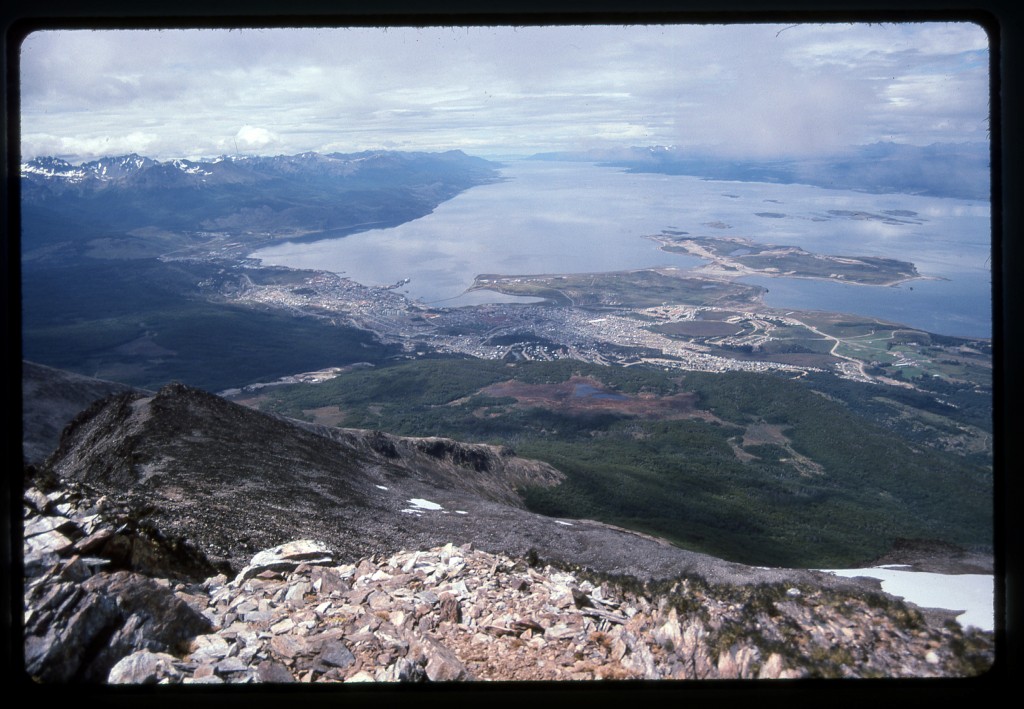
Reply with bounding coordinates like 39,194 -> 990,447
21,149 -> 497,193
21,153 -> 156,183
20,156 -> 90,182
20,149 -> 502,260
82,153 -> 158,180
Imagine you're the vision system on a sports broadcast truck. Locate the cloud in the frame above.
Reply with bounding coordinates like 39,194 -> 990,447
21,131 -> 159,161
18,24 -> 990,162
233,125 -> 280,151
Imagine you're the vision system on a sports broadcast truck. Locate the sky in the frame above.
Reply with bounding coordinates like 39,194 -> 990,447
18,23 -> 990,163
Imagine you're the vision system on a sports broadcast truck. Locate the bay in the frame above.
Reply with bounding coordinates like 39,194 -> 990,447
742,273 -> 992,339
251,160 -> 992,338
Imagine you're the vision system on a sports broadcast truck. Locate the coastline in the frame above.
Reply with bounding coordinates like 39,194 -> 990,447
643,233 -> 944,289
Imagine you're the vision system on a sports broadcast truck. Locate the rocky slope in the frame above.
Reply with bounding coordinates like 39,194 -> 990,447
19,366 -> 997,683
22,481 -> 994,683
21,361 -> 141,466
39,380 -> 861,586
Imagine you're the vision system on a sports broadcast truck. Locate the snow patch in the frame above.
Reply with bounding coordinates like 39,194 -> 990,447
407,498 -> 443,511
401,497 -> 444,515
820,567 -> 993,632
172,159 -> 212,176
21,163 -> 87,181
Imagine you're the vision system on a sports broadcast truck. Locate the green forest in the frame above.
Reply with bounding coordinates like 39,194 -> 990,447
21,259 -> 401,392
254,358 -> 992,568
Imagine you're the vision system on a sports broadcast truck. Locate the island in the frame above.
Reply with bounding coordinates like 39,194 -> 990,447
645,233 -> 931,286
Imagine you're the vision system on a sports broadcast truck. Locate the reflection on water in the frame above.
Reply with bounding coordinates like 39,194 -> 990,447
742,272 -> 991,339
252,160 -> 991,338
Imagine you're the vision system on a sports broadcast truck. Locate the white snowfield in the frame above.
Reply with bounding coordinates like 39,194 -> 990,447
407,498 -> 443,510
820,566 -> 994,632
381,487 -> 995,631
400,498 -> 447,515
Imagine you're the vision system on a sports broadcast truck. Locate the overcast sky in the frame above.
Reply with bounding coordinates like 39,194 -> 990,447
19,22 -> 990,163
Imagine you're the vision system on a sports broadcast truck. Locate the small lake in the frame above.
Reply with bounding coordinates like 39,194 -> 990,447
251,160 -> 991,338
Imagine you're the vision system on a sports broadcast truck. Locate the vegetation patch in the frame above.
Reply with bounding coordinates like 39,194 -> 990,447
470,269 -> 763,309
21,259 -> 401,392
253,359 -> 992,569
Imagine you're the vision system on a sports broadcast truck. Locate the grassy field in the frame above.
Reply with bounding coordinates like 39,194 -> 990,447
650,234 -> 920,285
470,269 -> 764,309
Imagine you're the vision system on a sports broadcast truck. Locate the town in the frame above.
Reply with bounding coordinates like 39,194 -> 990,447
210,259 -> 987,391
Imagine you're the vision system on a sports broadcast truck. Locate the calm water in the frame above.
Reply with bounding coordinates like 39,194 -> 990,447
252,160 -> 991,338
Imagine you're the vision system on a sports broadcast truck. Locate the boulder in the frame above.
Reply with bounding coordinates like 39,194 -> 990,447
25,570 -> 212,683
108,650 -> 183,684
234,540 -> 335,583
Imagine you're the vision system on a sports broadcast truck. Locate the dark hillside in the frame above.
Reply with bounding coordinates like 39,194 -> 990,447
252,359 -> 992,568
21,258 -> 401,391
20,150 -> 499,392
39,377 -> 842,587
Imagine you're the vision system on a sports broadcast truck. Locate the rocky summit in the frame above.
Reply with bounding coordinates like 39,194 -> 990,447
19,366 -> 996,684
21,481 -> 994,684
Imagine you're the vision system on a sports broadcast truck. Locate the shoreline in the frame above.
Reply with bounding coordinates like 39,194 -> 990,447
691,260 -> 946,289
643,233 -> 942,289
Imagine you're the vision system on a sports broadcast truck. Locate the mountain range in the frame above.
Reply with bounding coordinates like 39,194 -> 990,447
19,150 -> 501,391
21,150 -> 499,195
21,149 -> 502,261
530,142 -> 990,200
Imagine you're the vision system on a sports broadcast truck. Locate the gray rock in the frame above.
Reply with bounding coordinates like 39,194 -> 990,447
189,633 -> 231,661
320,641 -> 356,668
25,529 -> 74,557
216,656 -> 250,674
108,650 -> 182,684
257,660 -> 295,683
416,635 -> 473,681
25,583 -> 120,682
25,515 -> 74,538
57,555 -> 107,583
184,674 -> 224,684
26,567 -> 213,683
235,540 -> 335,583
80,571 -> 213,680
24,487 -> 53,514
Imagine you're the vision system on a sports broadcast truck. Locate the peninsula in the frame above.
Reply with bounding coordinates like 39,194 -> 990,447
645,233 -> 931,286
